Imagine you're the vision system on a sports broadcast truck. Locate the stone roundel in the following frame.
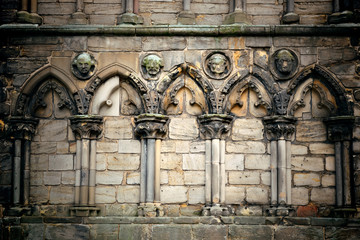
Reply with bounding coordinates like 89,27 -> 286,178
203,51 -> 232,80
71,52 -> 97,80
270,48 -> 299,80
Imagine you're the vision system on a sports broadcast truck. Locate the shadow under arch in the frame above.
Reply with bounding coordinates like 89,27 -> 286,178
288,64 -> 353,116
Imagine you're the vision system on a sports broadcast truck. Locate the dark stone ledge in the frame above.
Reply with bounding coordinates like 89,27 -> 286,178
0,24 -> 359,37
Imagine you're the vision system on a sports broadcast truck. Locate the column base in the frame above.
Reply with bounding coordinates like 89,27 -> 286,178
69,206 -> 100,217
17,11 -> 43,25
223,11 -> 250,25
328,11 -> 353,24
282,12 -> 299,24
138,203 -> 164,217
202,205 -> 230,217
177,11 -> 196,25
5,206 -> 31,216
266,206 -> 295,216
68,11 -> 88,25
117,13 -> 144,25
333,207 -> 357,218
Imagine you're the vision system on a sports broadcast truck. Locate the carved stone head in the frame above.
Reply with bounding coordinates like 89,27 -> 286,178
141,54 -> 164,80
71,52 -> 96,80
270,48 -> 298,80
204,52 -> 231,79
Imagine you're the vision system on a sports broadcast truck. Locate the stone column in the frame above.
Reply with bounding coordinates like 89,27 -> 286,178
178,0 -> 196,25
7,117 -> 38,215
118,0 -> 144,25
17,0 -> 43,24
69,0 -> 87,24
282,0 -> 299,24
223,0 -> 250,24
198,114 -> 233,216
264,116 -> 296,216
69,115 -> 103,217
328,0 -> 354,24
326,116 -> 355,213
135,114 -> 168,217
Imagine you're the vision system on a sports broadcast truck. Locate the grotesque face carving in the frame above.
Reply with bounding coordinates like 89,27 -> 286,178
142,55 -> 164,78
71,53 -> 96,80
208,53 -> 228,74
275,50 -> 295,74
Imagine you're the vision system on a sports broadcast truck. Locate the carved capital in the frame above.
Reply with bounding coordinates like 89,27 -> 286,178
263,116 -> 297,141
69,115 -> 103,140
135,114 -> 169,139
8,117 -> 39,140
325,116 -> 355,142
198,114 -> 233,140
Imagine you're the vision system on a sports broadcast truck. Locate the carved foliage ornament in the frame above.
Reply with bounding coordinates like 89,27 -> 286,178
198,114 -> 233,139
8,117 -> 39,140
69,116 -> 103,139
270,49 -> 299,80
325,116 -> 355,142
273,89 -> 290,115
263,116 -> 296,141
71,52 -> 97,80
204,52 -> 231,80
141,54 -> 164,80
134,114 -> 169,139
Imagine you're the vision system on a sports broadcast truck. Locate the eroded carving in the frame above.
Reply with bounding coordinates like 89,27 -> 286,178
263,116 -> 296,141
274,89 -> 290,115
198,114 -> 233,139
135,114 -> 169,139
325,116 -> 355,142
8,117 -> 39,140
204,52 -> 231,80
270,49 -> 299,80
69,115 -> 103,139
71,52 -> 96,80
141,54 -> 164,80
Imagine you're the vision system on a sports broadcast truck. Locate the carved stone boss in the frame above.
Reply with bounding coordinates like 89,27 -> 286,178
8,117 -> 39,206
325,116 -> 355,207
135,114 -> 168,217
70,115 -> 103,210
198,114 -> 233,216
264,116 -> 296,211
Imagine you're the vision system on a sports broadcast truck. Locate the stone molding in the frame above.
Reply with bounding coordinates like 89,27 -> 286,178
263,116 -> 296,141
325,116 -> 355,142
134,114 -> 169,139
69,115 -> 103,140
198,114 -> 233,140
7,116 -> 39,140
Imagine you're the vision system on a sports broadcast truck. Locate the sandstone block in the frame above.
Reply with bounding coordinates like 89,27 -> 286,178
96,154 -> 107,171
296,121 -> 327,142
30,186 -> 48,203
57,142 -> 69,154
169,118 -> 199,140
45,224 -> 89,240
183,154 -> 205,170
36,120 -> 68,142
104,117 -> 133,139
30,172 -> 43,186
225,186 -> 245,204
161,171 -> 169,184
126,172 -> 140,185
292,157 -> 324,171
162,51 -> 184,71
95,186 -> 116,204
118,140 -> 141,154
291,144 -> 308,155
311,188 -> 335,205
49,155 -> 73,170
184,171 -> 205,185
229,171 -> 260,185
96,171 -> 123,185
49,186 -> 74,204
291,187 -> 309,205
143,37 -> 186,51
245,37 -> 273,47
325,156 -> 335,171
294,173 -> 320,187
161,153 -> 182,170
44,172 -> 61,185
161,140 -> 176,153
88,37 -> 142,52
106,204 -> 138,216
275,226 -> 323,240
232,119 -> 264,141
97,141 -> 118,153
187,37 -> 228,50
229,225 -> 272,240
61,171 -> 75,185
192,225 -> 227,240
176,141 -> 190,153
227,141 -> 266,154
30,155 -> 48,171
225,154 -> 244,170
309,143 -> 334,155
107,154 -> 140,170
245,154 -> 270,170
190,141 -> 205,153
117,186 -> 139,203
246,187 -> 269,204
152,225 -> 191,240
322,174 -> 335,187
189,187 -> 205,204
160,186 -> 187,203
168,170 -> 184,185
261,172 -> 270,186
90,224 -> 118,240
31,142 -> 57,154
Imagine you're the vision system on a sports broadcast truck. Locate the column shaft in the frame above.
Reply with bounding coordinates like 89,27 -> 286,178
286,140 -> 292,205
154,139 -> 161,202
80,139 -> 90,205
75,140 -> 82,205
13,140 -> 22,205
211,139 -> 220,204
89,140 -> 96,205
30,0 -> 37,13
270,141 -> 278,205
134,0 -> 139,14
219,140 -> 226,204
23,140 -> 31,205
183,0 -> 191,11
126,0 -> 133,13
146,139 -> 155,202
205,140 -> 212,205
76,0 -> 84,12
286,0 -> 294,13
140,139 -> 147,203
234,0 -> 245,12
333,0 -> 340,12
278,139 -> 287,204
335,141 -> 343,207
342,141 -> 352,205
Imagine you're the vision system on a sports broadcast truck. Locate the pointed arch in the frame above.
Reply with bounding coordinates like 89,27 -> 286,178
288,64 -> 353,116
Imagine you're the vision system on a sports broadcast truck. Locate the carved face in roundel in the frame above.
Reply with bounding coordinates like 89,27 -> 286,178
75,53 -> 93,74
275,50 -> 295,74
208,53 -> 228,75
142,55 -> 164,76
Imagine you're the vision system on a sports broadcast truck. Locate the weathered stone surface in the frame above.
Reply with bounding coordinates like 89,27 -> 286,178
291,144 -> 308,155
43,172 -> 61,185
107,154 -> 140,170
225,154 -> 244,170
30,186 -> 49,203
161,140 -> 176,153
176,141 -> 190,153
184,171 -> 205,185
97,141 -> 118,153
119,224 -> 149,240
296,121 -> 327,142
261,172 -> 270,186
45,224 -> 89,240
126,172 -> 140,185
294,173 -> 320,187
88,37 -> 141,52
192,225 -> 227,240
37,120 -> 67,142
245,37 -> 272,47
30,155 -> 48,171
292,187 -> 309,206
229,171 -> 260,185
96,171 -> 123,185
229,225 -> 273,239
189,187 -> 205,204
117,186 -> 140,203
160,186 -> 187,203
104,117 -> 133,139
49,186 -> 74,204
152,225 -> 192,240
322,174 -> 335,187
30,172 -> 43,186
311,188 -> 335,205
292,157 -> 324,171
190,141 -> 205,153
90,224 -> 118,240
31,142 -> 57,154
168,170 -> 184,185
309,143 -> 334,155
183,154 -> 205,170
245,154 -> 270,170
325,227 -> 360,240
143,37 -> 186,51
232,119 -> 264,141
246,187 -> 269,204
61,171 -> 75,185
105,204 -> 138,216
275,226 -> 323,240
169,118 -> 199,140
161,153 -> 182,170
225,186 -> 245,204
227,142 -> 266,154
96,154 -> 107,171
236,206 -> 263,216
49,155 -> 73,170
325,156 -> 335,171
118,140 -> 141,154
23,224 -> 45,240
95,186 -> 116,203
187,37 -> 227,50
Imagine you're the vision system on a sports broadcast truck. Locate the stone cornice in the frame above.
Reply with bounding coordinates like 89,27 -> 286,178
69,115 -> 103,140
198,114 -> 233,140
1,24 -> 359,37
134,114 -> 169,139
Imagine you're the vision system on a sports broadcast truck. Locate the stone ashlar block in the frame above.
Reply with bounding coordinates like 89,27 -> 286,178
275,226 -> 323,240
143,37 -> 186,51
176,141 -> 190,153
119,224 -> 149,240
322,174 -> 335,187
97,141 -> 118,153
229,225 -> 272,240
152,225 -> 192,240
184,171 -> 205,185
117,186 -> 140,204
90,224 -> 118,240
126,172 -> 140,185
95,186 -> 116,204
31,142 -> 57,154
291,144 -> 308,155
227,141 -> 266,154
325,156 -> 335,171
229,171 -> 260,185
188,187 -> 205,204
88,37 -> 142,52
30,155 -> 48,171
168,170 -> 184,185
294,173 -> 321,187
311,188 -> 335,205
49,155 -> 73,170
225,154 -> 244,171
296,121 -> 327,142
245,154 -> 270,170
160,186 -> 187,204
43,172 -> 61,185
107,154 -> 140,171
104,117 -> 133,139
187,37 -> 228,50
192,225 -> 228,240
190,141 -> 205,153
45,224 -> 89,240
105,204 -> 138,217
61,171 -> 75,185
118,140 -> 141,154
169,118 -> 199,140
291,187 -> 309,205
30,186 -> 49,203
232,118 -> 264,141
96,171 -> 124,185
49,186 -> 74,204
246,187 -> 269,204
161,153 -> 182,170
292,157 -> 324,171
225,186 -> 245,204
309,143 -> 334,155
183,154 -> 205,170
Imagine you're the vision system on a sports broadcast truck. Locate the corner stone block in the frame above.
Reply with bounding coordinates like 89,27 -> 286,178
118,140 -> 141,154
49,155 -> 74,170
225,186 -> 245,204
246,187 -> 269,204
169,118 -> 199,140
160,186 -> 187,203
232,118 -> 264,141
